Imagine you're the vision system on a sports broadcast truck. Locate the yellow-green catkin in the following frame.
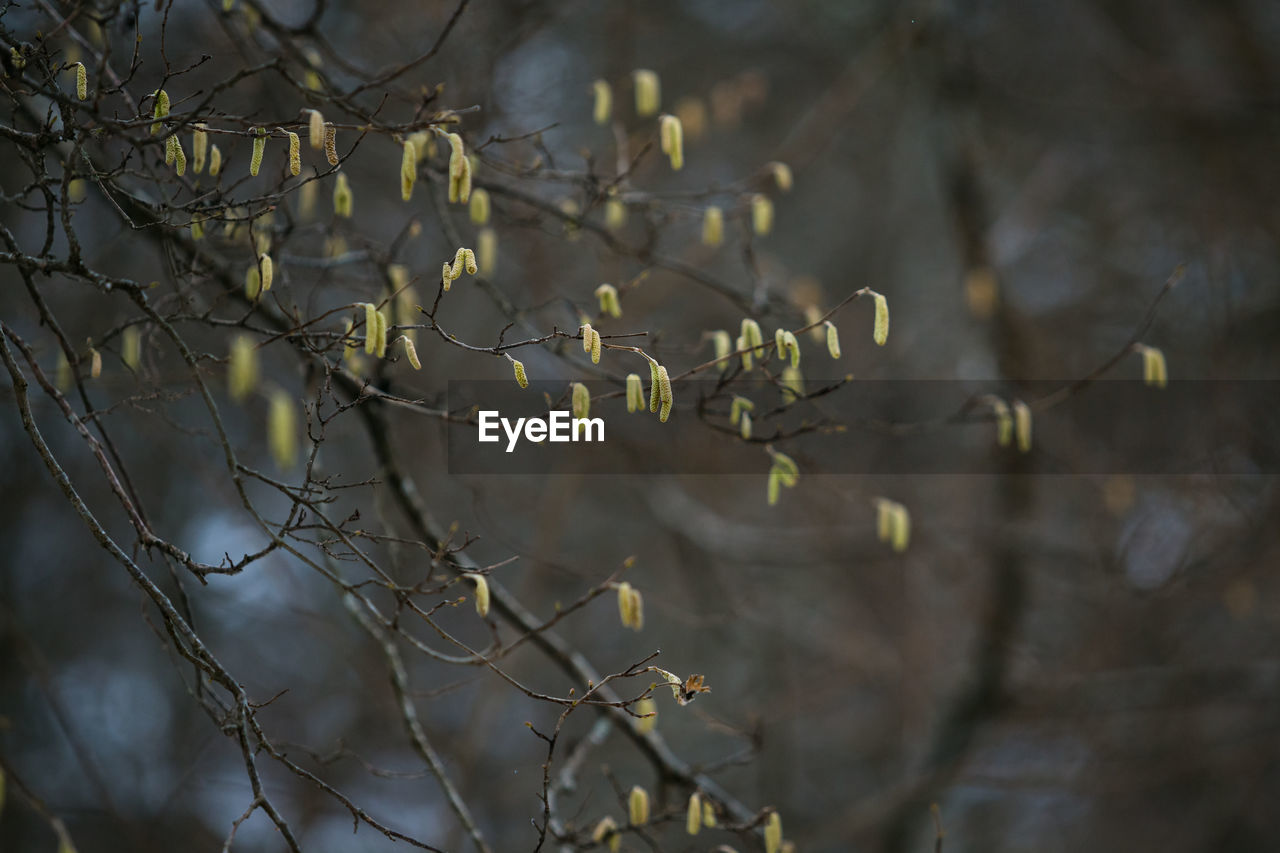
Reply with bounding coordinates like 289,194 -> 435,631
774,327 -> 787,357
446,132 -> 471,203
477,227 -> 497,275
592,79 -> 612,125
73,62 -> 87,99
686,793 -> 702,836
633,69 -> 660,117
741,318 -> 765,355
165,135 -> 177,166
467,573 -> 490,617
648,359 -> 662,414
764,812 -> 783,853
1138,344 -> 1167,388
268,391 -> 297,469
595,283 -> 621,318
605,197 -> 627,230
449,246 -> 477,279
228,335 -> 259,401
825,321 -> 841,359
151,89 -> 169,135
711,329 -> 732,370
192,125 -> 208,173
324,123 -> 339,165
657,365 -> 673,422
626,373 -> 644,412
245,266 -> 261,301
362,303 -> 379,355
730,395 -> 754,426
617,581 -> 636,628
308,109 -> 324,149
740,411 -> 752,439
1013,399 -> 1032,453
55,352 -> 71,392
783,330 -> 800,368
629,786 -> 650,826
781,365 -> 804,400
737,334 -> 753,370
702,800 -> 717,828
258,253 -> 273,292
171,136 -> 187,175
572,382 -> 591,419
400,138 -> 416,200
589,329 -> 602,364
634,697 -> 658,733
991,398 -> 1012,447
592,817 -> 620,853
286,131 -> 300,176
702,205 -> 724,247
659,113 -> 684,170
190,219 -> 204,240
751,193 -> 774,236
871,290 -> 889,346
248,128 -> 266,176
209,144 -> 223,176
88,345 -> 102,379
374,308 -> 389,358
769,160 -> 793,192
333,172 -> 353,217
469,187 -> 490,224
511,357 -> 528,388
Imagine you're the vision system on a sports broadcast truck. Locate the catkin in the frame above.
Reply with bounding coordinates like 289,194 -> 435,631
629,786 -> 650,826
634,697 -> 658,733
399,138 -> 416,200
774,327 -> 787,356
686,793 -> 702,836
286,131 -> 300,176
268,391 -> 297,469
449,155 -> 472,204
259,254 -> 273,291
477,228 -> 497,275
659,113 -> 683,170
751,193 -> 774,236
591,817 -> 619,852
469,187 -> 490,223
781,365 -> 804,400
192,125 -> 208,173
633,69 -> 661,117
165,135 -> 177,166
442,262 -> 455,292
572,382 -> 591,419
55,352 -> 71,392
741,318 -> 765,355
151,89 -> 169,135
1013,399 -> 1032,453
991,398 -> 1012,447
89,345 -> 102,379
463,248 -> 477,275
657,365 -> 673,422
712,330 -> 731,370
769,160 -> 793,192
764,812 -> 783,853
228,335 -> 259,401
648,359 -> 661,413
626,373 -> 644,412
333,172 -> 353,217
209,144 -> 222,176
323,123 -> 339,165
400,336 -> 420,370
740,411 -> 752,440
245,266 -> 261,301
605,198 -> 627,230
592,79 -> 612,125
1139,345 -> 1167,388
249,128 -> 265,176
702,205 -> 724,247
581,323 -> 594,353
121,325 -> 140,369
871,290 -> 889,345
737,334 -> 753,370
590,328 -> 602,364
783,331 -> 800,368
446,132 -> 466,178
171,137 -> 187,175
374,308 -> 389,358
73,62 -> 87,99
511,358 -> 528,388
595,283 -> 621,318
825,321 -> 841,358
730,395 -> 754,426
617,582 -> 636,628
191,219 -> 203,240
308,109 -> 324,149
702,800 -> 717,828
362,303 -> 378,355
467,573 -> 490,617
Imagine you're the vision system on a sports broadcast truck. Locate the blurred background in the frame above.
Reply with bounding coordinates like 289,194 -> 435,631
3,1 -> 1280,851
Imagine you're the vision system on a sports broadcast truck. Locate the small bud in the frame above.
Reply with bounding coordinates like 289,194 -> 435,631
333,172 -> 353,217
89,345 -> 102,379
467,573 -> 490,617
1137,344 -> 1167,388
592,817 -> 620,852
633,69 -> 661,117
595,283 -> 622,318
825,321 -> 841,359
572,382 -> 591,420
228,335 -> 259,401
751,193 -> 774,236
605,198 -> 627,230
73,62 -> 87,99
258,254 -> 273,292
626,373 -> 644,412
192,124 -> 208,173
657,365 -> 673,423
1013,399 -> 1032,453
686,793 -> 702,836
629,786 -> 650,826
477,227 -> 497,275
324,123 -> 339,165
122,326 -> 141,370
659,113 -> 684,170
308,109 -> 324,149
870,290 -> 889,346
511,358 -> 528,388
469,187 -> 490,223
209,144 -> 222,176
249,128 -> 266,177
702,205 -> 724,247
400,138 -> 416,200
592,79 -> 613,125
764,812 -> 783,853
151,89 -> 169,135
768,160 -> 793,192
633,697 -> 658,733
402,336 -> 421,370
711,330 -> 732,370
268,391 -> 297,469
